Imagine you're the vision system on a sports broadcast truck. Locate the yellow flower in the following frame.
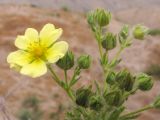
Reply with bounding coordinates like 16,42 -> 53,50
7,23 -> 68,78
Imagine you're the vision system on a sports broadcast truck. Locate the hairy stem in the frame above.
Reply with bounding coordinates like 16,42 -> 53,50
121,104 -> 153,118
64,70 -> 68,85
112,47 -> 123,64
47,64 -> 62,86
98,41 -> 103,59
47,64 -> 75,102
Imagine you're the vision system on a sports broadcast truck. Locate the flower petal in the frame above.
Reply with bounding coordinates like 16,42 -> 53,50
40,23 -> 63,47
10,64 -> 22,72
46,41 -> 68,63
7,50 -> 33,66
15,35 -> 28,50
20,59 -> 47,78
25,28 -> 39,43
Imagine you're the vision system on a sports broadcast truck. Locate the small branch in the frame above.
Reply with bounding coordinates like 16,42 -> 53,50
47,64 -> 75,102
64,70 -> 68,85
47,64 -> 62,86
98,41 -> 103,59
148,29 -> 160,36
112,47 -> 123,64
121,105 -> 153,118
69,66 -> 80,87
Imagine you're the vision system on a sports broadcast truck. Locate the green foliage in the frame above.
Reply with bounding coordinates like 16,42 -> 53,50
18,96 -> 43,120
154,95 -> 160,109
64,8 -> 159,120
22,96 -> 40,108
18,109 -> 32,120
61,6 -> 70,12
148,29 -> 160,36
42,8 -> 160,120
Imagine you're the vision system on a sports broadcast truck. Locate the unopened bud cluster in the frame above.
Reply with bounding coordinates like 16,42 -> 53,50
87,9 -> 111,29
65,8 -> 158,120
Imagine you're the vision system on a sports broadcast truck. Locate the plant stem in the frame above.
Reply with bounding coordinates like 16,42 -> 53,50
69,66 -> 81,87
112,47 -> 123,63
66,89 -> 75,102
121,105 -> 153,118
94,26 -> 103,59
64,70 -> 68,85
63,70 -> 75,101
47,64 -> 62,86
47,64 -> 75,102
98,41 -> 103,59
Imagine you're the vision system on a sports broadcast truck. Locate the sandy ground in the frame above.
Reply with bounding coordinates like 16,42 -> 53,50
0,4 -> 160,120
0,0 -> 160,12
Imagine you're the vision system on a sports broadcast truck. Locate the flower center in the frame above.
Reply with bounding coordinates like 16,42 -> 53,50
28,42 -> 46,58
33,46 -> 44,57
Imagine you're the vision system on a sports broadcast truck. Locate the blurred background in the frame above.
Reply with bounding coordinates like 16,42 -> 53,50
0,0 -> 160,120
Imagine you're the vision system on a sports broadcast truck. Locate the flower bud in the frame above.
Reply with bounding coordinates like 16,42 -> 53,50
102,33 -> 117,50
75,87 -> 92,108
87,12 -> 94,26
136,73 -> 153,91
119,25 -> 129,39
77,55 -> 91,69
116,70 -> 135,91
119,25 -> 129,44
153,96 -> 160,109
95,9 -> 111,27
104,90 -> 123,106
133,25 -> 148,40
106,71 -> 116,85
89,95 -> 102,111
56,51 -> 74,70
87,12 -> 96,32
